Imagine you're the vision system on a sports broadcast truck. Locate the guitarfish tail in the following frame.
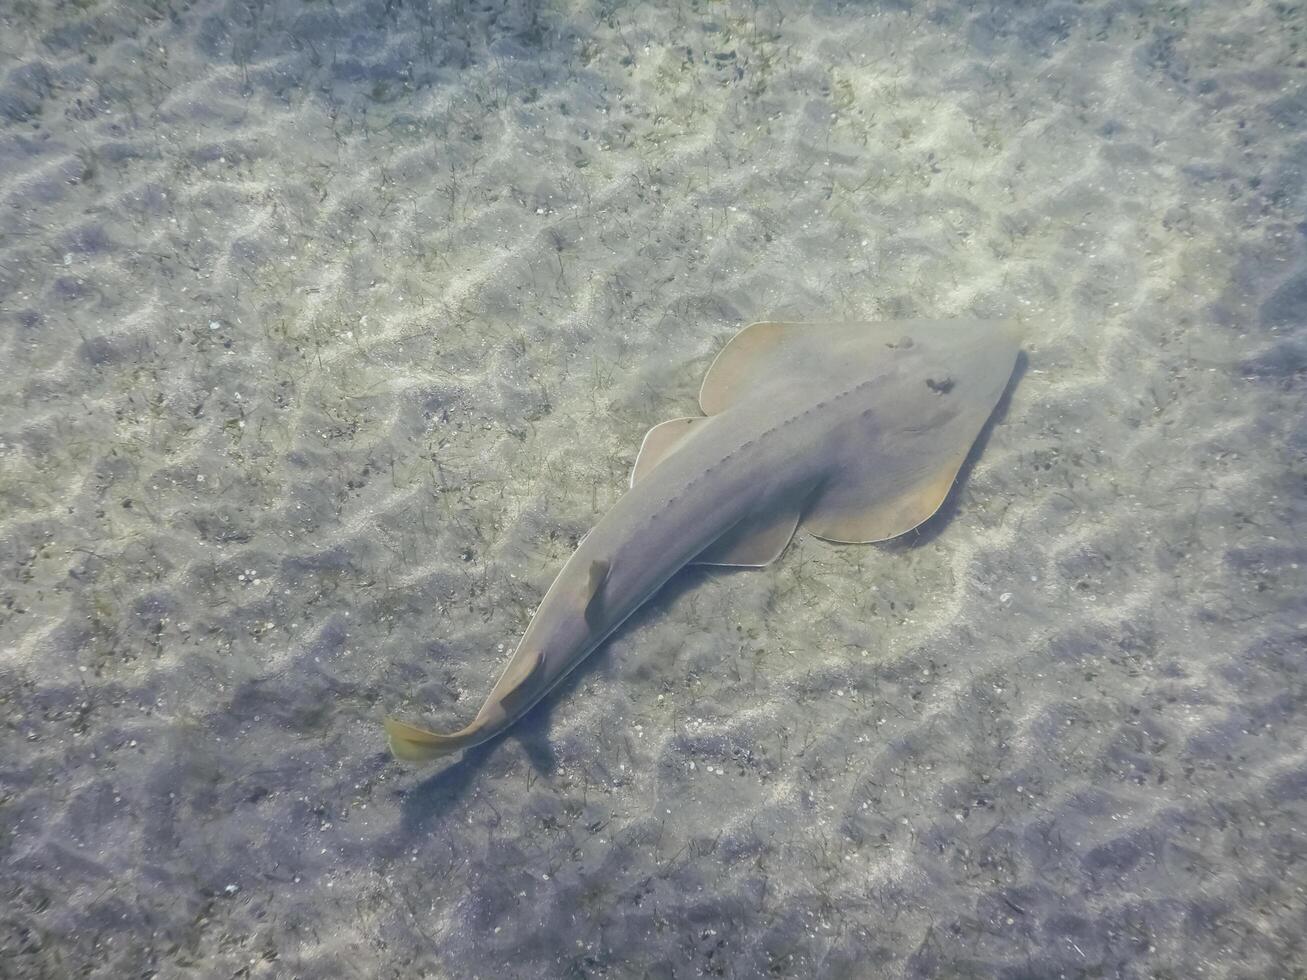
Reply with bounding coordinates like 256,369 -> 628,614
383,716 -> 488,761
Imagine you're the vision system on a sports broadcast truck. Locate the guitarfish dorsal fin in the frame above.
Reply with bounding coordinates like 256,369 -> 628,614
496,650 -> 548,713
583,559 -> 610,627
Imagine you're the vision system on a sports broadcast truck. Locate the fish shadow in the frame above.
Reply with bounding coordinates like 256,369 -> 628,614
396,572 -> 710,832
397,702 -> 560,834
398,672 -> 586,833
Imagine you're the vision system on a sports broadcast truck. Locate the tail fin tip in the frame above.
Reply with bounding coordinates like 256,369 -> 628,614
384,716 -> 470,762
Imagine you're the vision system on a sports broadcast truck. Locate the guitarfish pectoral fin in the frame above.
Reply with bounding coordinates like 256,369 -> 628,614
699,321 -> 795,415
802,448 -> 972,544
694,507 -> 802,567
795,319 -> 1021,543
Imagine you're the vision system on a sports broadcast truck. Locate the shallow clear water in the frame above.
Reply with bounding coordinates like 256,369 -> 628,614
2,1 -> 1304,976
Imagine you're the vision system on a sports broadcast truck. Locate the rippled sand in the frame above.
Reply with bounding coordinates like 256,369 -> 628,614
2,0 -> 1304,976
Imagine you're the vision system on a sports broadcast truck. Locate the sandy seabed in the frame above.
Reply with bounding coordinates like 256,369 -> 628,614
2,0 -> 1305,977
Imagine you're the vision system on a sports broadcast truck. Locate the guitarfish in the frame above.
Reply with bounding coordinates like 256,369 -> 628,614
386,319 -> 1021,761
